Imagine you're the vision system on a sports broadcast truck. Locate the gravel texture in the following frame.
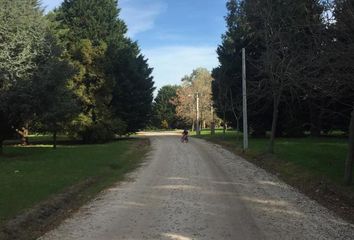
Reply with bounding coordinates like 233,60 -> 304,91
39,134 -> 354,240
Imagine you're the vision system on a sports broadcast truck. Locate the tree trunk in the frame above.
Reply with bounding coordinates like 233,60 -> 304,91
269,95 -> 280,153
211,111 -> 215,135
309,101 -> 321,137
223,111 -> 226,136
236,117 -> 240,144
0,140 -> 3,155
53,131 -> 57,149
211,122 -> 215,135
344,107 -> 354,185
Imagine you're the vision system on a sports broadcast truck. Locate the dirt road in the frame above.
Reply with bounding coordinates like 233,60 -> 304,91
40,133 -> 354,240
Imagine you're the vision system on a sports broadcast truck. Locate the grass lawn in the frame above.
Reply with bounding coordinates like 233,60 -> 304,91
194,129 -> 354,223
194,129 -> 351,185
0,136 -> 149,226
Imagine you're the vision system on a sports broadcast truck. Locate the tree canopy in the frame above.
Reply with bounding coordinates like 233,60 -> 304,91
152,85 -> 181,129
0,0 -> 155,150
0,0 -> 48,152
174,68 -> 215,130
213,0 -> 354,183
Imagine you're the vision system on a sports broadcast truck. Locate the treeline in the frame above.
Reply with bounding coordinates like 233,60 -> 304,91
151,68 -> 217,130
0,0 -> 155,151
212,0 -> 354,183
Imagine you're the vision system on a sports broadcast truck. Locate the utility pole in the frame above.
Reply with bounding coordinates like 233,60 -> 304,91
211,104 -> 215,135
242,48 -> 248,150
196,92 -> 201,136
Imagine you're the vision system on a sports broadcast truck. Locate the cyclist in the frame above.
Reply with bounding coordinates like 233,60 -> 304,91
181,129 -> 189,143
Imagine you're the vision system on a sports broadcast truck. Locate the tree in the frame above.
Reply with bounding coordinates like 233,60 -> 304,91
56,0 -> 119,142
109,44 -> 155,134
56,0 -> 120,142
56,0 -> 154,140
212,0 -> 248,134
0,0 -> 47,153
32,34 -> 78,148
153,85 -> 181,129
174,68 -> 214,130
332,0 -> 354,184
243,0 -> 327,152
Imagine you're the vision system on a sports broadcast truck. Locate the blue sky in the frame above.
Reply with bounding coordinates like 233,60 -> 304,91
42,0 -> 227,91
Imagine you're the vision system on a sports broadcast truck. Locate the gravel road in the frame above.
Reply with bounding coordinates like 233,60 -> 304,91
40,133 -> 354,240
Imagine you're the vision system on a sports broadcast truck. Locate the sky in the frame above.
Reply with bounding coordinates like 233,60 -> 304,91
42,0 -> 227,92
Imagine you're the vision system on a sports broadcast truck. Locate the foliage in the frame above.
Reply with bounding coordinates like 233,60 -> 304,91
109,49 -> 155,134
212,0 -> 248,132
212,0 -> 354,181
54,0 -> 154,141
31,34 -> 79,146
332,0 -> 354,184
161,120 -> 169,129
0,0 -> 154,150
213,0 -> 334,148
152,85 -> 184,129
0,0 -> 47,152
0,0 -> 46,91
174,68 -> 215,129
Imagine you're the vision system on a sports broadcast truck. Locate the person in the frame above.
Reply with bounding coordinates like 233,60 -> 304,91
181,129 -> 189,143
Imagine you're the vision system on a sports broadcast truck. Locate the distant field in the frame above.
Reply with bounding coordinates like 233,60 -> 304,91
0,136 -> 149,225
194,129 -> 350,184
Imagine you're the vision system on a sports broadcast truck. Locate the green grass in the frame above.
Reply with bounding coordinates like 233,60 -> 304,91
0,137 -> 149,225
194,129 -> 350,184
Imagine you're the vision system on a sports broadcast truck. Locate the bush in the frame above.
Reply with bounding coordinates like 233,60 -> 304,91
81,123 -> 115,143
161,120 -> 169,129
111,118 -> 127,137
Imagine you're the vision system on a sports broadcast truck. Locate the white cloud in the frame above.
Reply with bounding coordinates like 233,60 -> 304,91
143,45 -> 218,91
120,0 -> 167,37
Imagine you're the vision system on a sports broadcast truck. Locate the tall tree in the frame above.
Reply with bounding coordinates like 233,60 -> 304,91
56,0 -> 119,142
0,0 -> 47,153
213,0 -> 272,136
212,0 -> 246,133
332,0 -> 354,184
56,0 -> 154,140
244,0 -> 327,152
175,68 -> 214,130
109,43 -> 155,134
153,85 -> 181,129
32,34 -> 78,148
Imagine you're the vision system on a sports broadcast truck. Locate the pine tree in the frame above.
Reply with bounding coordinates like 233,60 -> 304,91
109,41 -> 155,134
59,0 -> 125,44
152,85 -> 180,129
212,0 -> 246,132
54,0 -> 155,139
56,0 -> 126,142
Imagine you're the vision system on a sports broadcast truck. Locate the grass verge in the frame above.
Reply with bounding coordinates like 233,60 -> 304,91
0,137 -> 150,240
194,129 -> 354,223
